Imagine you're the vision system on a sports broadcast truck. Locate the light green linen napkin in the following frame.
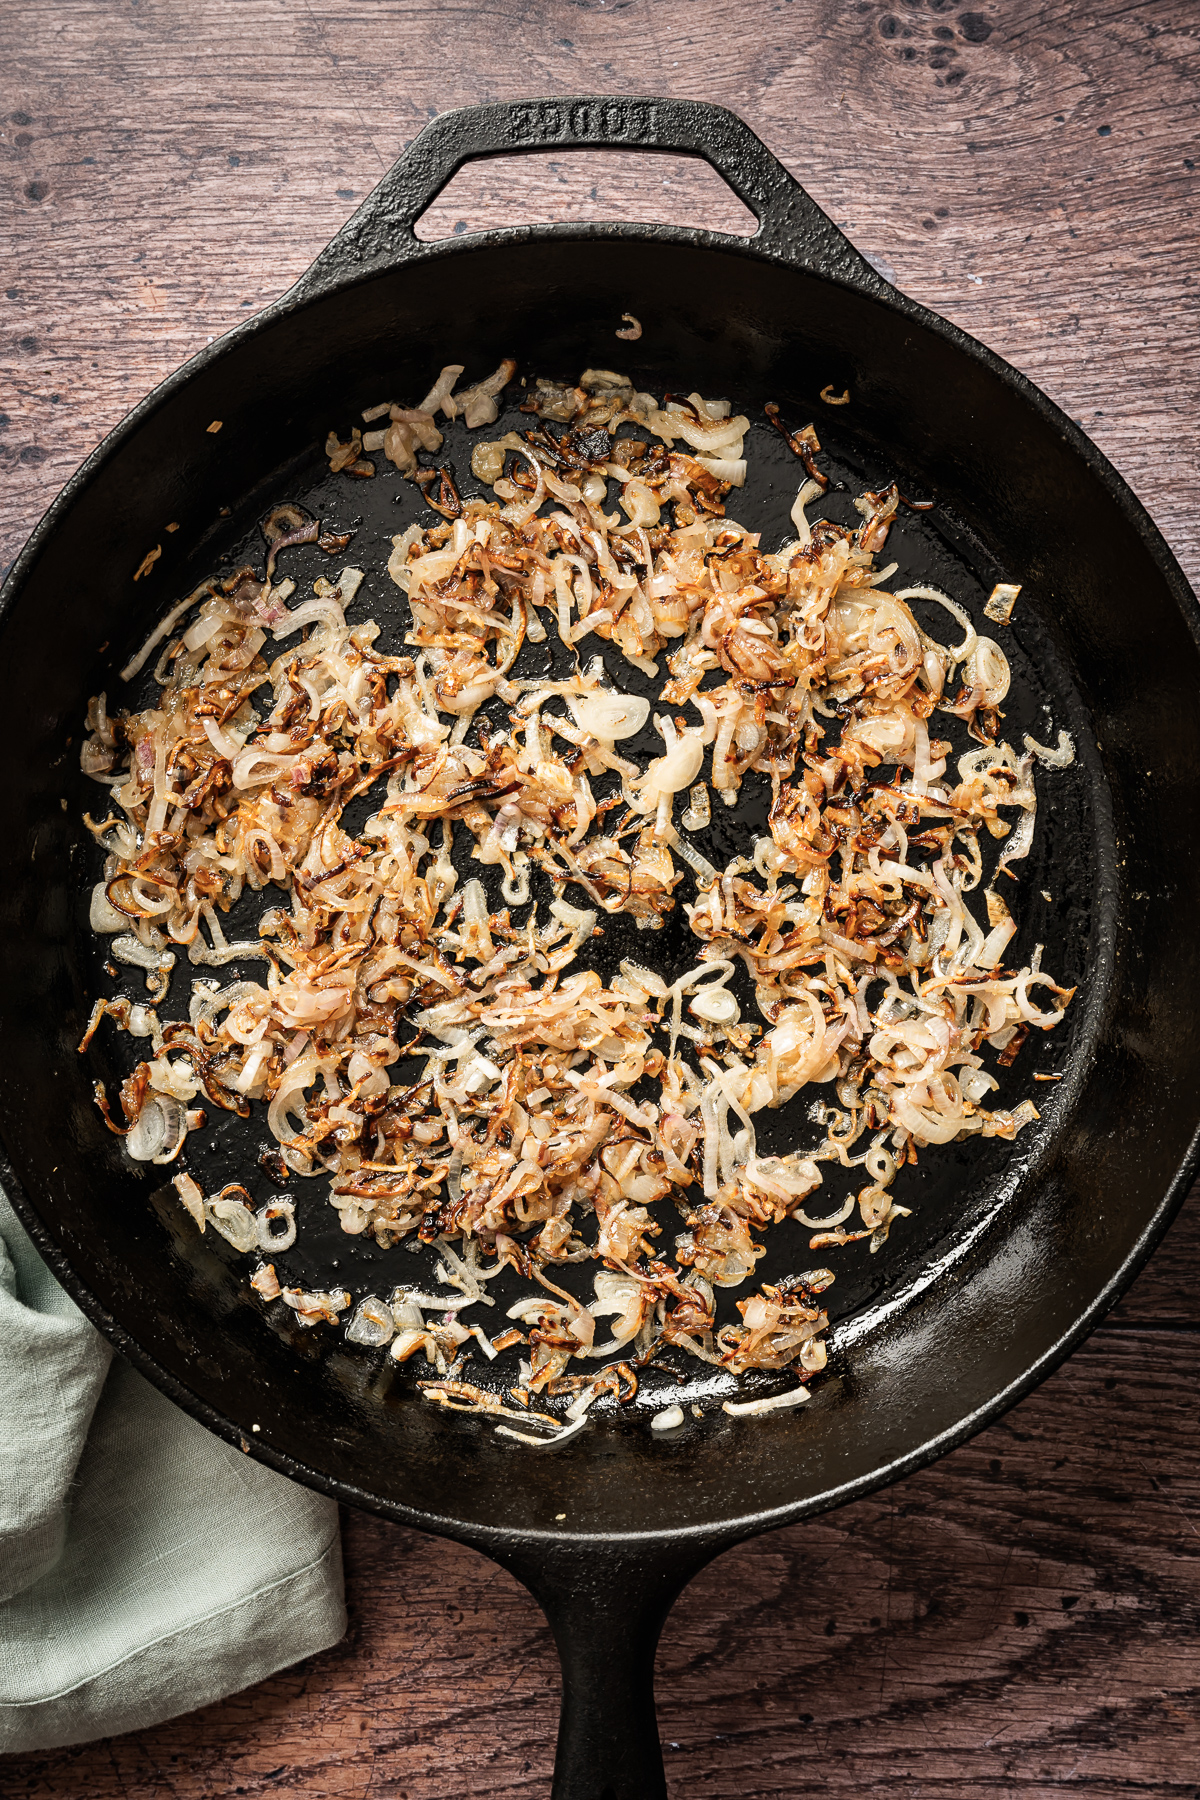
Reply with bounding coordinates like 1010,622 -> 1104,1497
0,1188 -> 346,1753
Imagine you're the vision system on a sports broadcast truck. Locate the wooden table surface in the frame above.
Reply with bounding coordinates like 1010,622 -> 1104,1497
3,1 -> 1199,1794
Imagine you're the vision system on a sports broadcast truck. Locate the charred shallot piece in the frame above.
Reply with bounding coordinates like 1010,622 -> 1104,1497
80,360 -> 1074,1437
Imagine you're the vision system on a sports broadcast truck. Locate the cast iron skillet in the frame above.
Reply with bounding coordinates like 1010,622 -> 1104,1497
3,97 -> 1200,1798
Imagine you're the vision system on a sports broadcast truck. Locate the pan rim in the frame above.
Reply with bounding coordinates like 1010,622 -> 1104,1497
3,216 -> 1199,1548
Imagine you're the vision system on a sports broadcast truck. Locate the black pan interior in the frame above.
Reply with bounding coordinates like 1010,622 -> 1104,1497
3,233 -> 1198,1544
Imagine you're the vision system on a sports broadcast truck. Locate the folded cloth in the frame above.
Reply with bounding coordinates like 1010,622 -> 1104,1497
0,1187 -> 346,1753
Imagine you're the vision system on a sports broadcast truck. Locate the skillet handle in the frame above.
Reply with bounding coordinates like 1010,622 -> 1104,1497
287,95 -> 889,301
494,1536 -> 715,1800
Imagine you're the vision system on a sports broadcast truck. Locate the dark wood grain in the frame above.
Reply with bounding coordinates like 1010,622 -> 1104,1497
2,0 -> 1199,1793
